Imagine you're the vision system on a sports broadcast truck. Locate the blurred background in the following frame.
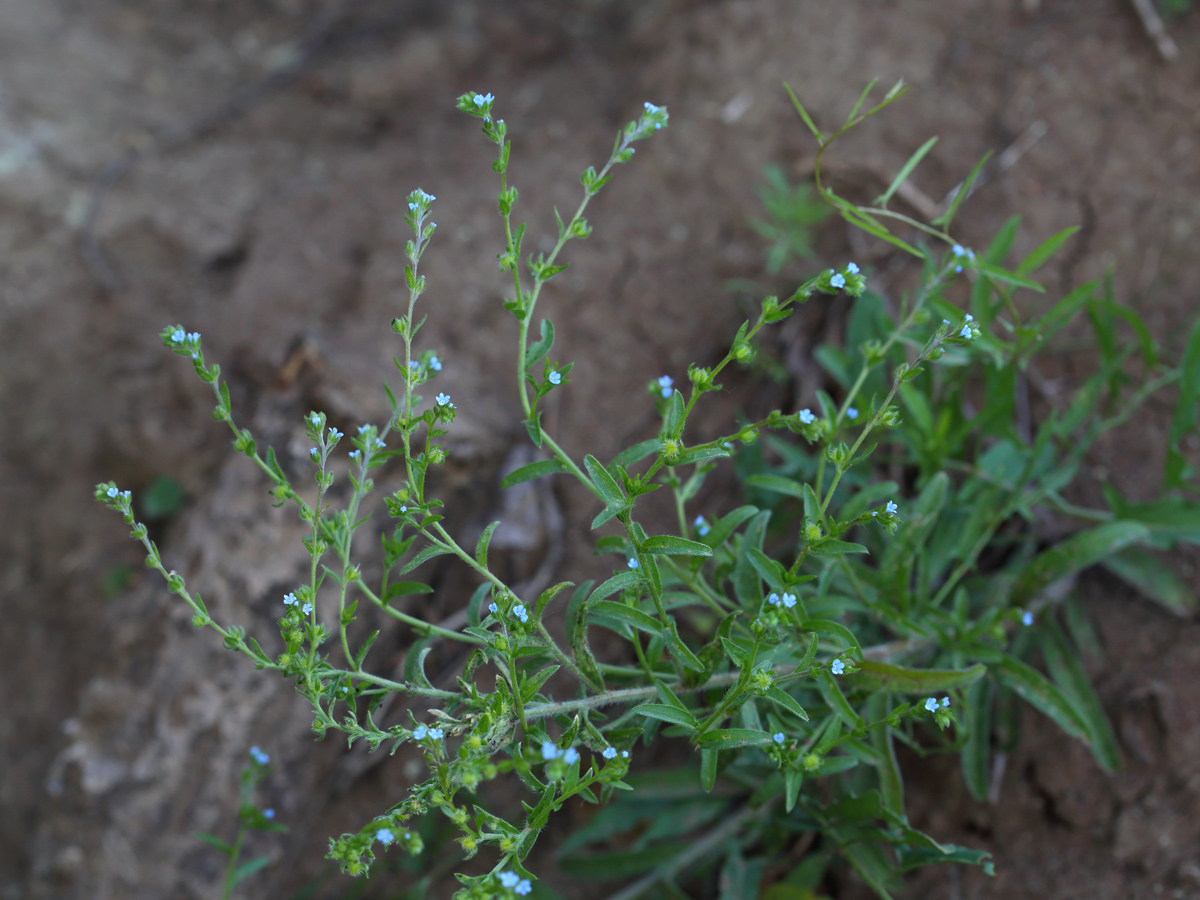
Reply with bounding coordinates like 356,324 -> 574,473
2,1 -> 1198,898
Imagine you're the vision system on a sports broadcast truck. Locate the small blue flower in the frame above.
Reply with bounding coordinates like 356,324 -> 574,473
375,438 -> 385,449
830,273 -> 846,289
767,592 -> 779,606
309,447 -> 319,459
488,602 -> 499,615
310,413 -> 320,427
1022,611 -> 1034,627
541,741 -> 561,761
376,828 -> 394,845
952,244 -> 966,258
693,515 -> 709,537
781,593 -> 796,609
283,593 -> 296,606
428,727 -> 444,740
106,486 -> 118,498
430,356 -> 442,371
563,747 -> 579,764
773,732 -> 785,745
171,329 -> 185,343
548,371 -> 562,385
924,697 -> 939,712
846,262 -> 860,274
602,747 -> 617,759
831,658 -> 845,675
349,450 -> 360,460
513,604 -> 529,624
408,202 -> 418,212
798,408 -> 816,424
474,92 -> 494,108
409,360 -> 419,370
436,393 -> 451,407
886,500 -> 898,515
846,407 -> 858,420
499,872 -> 520,889
622,751 -> 629,758
188,332 -> 200,342
960,325 -> 972,339
515,880 -> 532,895
263,808 -> 275,819
941,697 -> 950,708
628,558 -> 638,569
302,603 -> 313,616
329,428 -> 343,441
249,746 -> 270,765
658,375 -> 673,398
413,725 -> 428,740
965,313 -> 974,322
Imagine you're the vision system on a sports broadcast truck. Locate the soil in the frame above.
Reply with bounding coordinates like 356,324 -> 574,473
2,1 -> 1198,898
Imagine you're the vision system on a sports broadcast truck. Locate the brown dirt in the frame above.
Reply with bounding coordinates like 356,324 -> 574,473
2,1 -> 1198,898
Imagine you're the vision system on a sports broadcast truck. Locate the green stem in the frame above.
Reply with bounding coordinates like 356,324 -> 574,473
220,823 -> 247,900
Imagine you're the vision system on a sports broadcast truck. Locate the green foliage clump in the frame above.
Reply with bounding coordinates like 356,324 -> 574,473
96,84 -> 1200,899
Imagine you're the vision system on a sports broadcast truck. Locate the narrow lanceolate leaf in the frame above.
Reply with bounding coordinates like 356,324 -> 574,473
589,601 -> 662,636
1015,226 -> 1080,277
501,458 -> 570,488
630,703 -> 698,729
641,535 -> 714,557
994,654 -> 1089,743
1166,318 -> 1200,488
584,454 -> 624,505
874,135 -> 938,208
1041,623 -> 1121,772
1009,521 -> 1149,606
696,728 -> 775,750
745,474 -> 808,500
1100,547 -> 1195,616
399,543 -> 454,575
961,677 -> 993,803
765,684 -> 809,721
852,660 -> 987,695
475,520 -> 501,568
819,671 -> 862,730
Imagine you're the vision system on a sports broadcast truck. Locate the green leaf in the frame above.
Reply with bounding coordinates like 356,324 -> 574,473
703,506 -> 759,551
1109,497 -> 1200,546
631,703 -> 697,729
701,748 -> 718,792
1009,521 -> 1150,606
1166,318 -> 1200,487
1041,622 -> 1121,772
194,831 -> 233,855
974,260 -> 1044,293
784,82 -> 824,141
839,841 -> 896,900
874,136 -> 938,208
404,636 -> 435,690
501,458 -> 569,488
641,535 -> 714,557
589,600 -> 662,636
560,843 -> 691,880
994,654 -> 1089,742
745,474 -> 808,500
734,511 -> 771,608
398,543 -> 454,575
765,684 -> 809,721
584,454 -> 624,505
664,617 -> 704,672
524,318 -> 555,369
231,856 -> 270,887
851,660 -> 986,694
696,728 -> 775,750
818,670 -> 862,730
383,581 -> 433,600
961,677 -> 993,803
475,520 -> 500,568
933,150 -> 992,230
810,539 -> 868,556
536,581 -> 574,617
1015,226 -> 1080,277
802,619 -> 861,655
588,571 -> 641,604
1100,547 -> 1195,616
613,439 -> 663,468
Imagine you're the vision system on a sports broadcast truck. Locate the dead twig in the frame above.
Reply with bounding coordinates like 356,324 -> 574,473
1129,0 -> 1180,62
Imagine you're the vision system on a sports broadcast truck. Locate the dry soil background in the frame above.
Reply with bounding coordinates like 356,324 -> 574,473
2,1 -> 1199,899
